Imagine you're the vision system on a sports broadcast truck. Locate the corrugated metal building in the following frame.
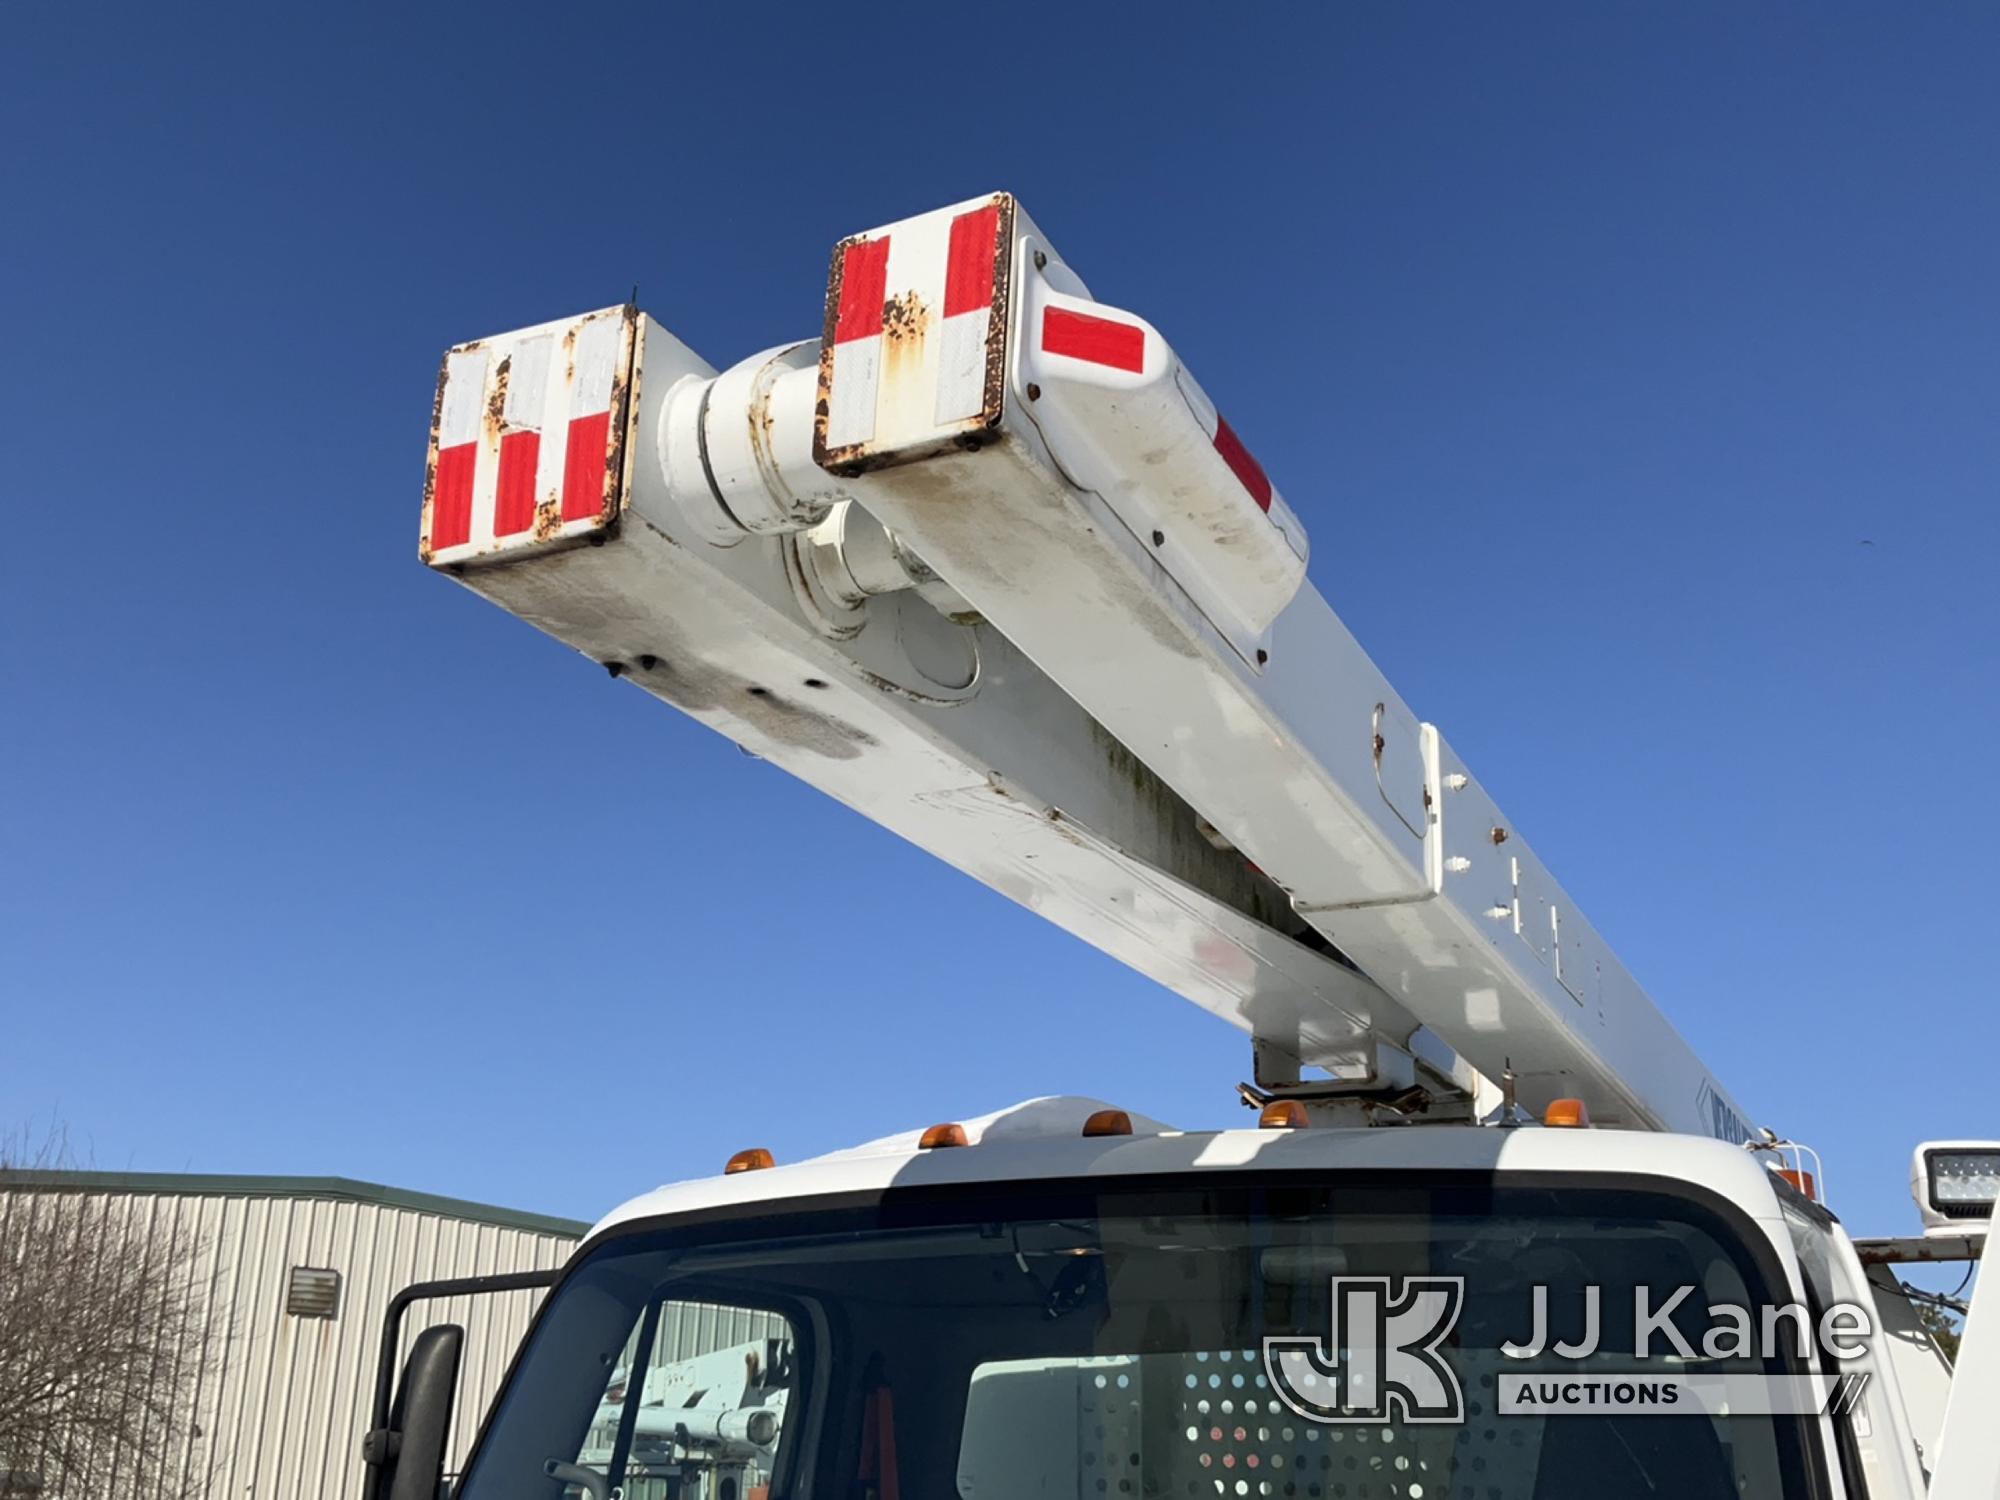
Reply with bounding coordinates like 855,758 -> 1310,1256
0,1170 -> 586,1500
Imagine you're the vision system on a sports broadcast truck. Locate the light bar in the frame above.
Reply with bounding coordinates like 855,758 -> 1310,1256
1912,1140 -> 2000,1232
1931,1151 -> 2000,1209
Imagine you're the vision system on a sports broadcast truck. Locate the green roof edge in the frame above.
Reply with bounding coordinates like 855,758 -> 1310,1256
0,1168 -> 589,1240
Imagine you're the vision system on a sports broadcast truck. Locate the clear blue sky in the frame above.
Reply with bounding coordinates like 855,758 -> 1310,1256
3,4 -> 1995,1245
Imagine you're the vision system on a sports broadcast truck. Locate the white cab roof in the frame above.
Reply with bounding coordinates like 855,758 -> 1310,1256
591,1096 -> 1790,1243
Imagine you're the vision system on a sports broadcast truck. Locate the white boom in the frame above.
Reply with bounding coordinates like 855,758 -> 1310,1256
418,192 -> 1753,1140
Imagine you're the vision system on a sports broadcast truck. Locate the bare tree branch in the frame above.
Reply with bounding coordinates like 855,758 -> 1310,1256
0,1126 -> 216,1498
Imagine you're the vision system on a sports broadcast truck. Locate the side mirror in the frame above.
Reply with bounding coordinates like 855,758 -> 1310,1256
362,1324 -> 464,1500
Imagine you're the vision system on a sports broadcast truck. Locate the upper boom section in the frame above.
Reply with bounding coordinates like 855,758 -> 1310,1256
416,192 -> 1754,1143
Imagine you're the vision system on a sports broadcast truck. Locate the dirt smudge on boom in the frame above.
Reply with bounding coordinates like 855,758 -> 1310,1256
881,288 -> 928,348
532,495 -> 563,542
633,658 -> 878,763
602,522 -> 877,762
599,310 -> 637,531
482,355 -> 511,447
813,233 -> 864,476
418,361 -> 450,565
975,192 -> 1015,444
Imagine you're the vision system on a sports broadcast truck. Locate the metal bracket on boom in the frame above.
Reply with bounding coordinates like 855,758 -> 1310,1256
1242,1036 -> 1486,1126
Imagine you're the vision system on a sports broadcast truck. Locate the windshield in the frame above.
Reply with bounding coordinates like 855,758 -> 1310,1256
458,1176 -> 1825,1500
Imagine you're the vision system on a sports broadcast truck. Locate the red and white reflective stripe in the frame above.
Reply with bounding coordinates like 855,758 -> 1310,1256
935,201 -> 999,424
561,314 -> 622,524
493,333 -> 551,537
430,346 -> 489,552
1040,305 -> 1147,374
1171,366 -> 1275,515
825,236 -> 890,451
1209,416 -> 1273,513
1038,304 -> 1273,515
424,308 -> 627,562
819,196 -> 1011,460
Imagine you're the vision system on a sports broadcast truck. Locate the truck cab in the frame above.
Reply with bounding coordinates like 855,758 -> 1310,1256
382,1102 -> 1952,1500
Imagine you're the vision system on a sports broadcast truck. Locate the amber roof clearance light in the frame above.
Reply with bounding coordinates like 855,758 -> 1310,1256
1258,1099 -> 1310,1130
1775,1168 -> 1819,1201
